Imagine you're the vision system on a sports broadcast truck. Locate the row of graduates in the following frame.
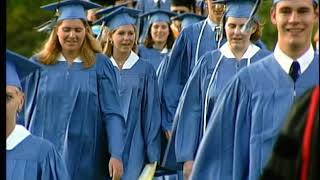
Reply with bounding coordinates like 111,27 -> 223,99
6,1 -> 319,180
92,0 -> 319,179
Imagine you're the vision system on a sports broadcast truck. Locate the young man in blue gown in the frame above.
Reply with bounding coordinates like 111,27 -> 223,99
6,50 -> 70,180
191,0 -> 319,179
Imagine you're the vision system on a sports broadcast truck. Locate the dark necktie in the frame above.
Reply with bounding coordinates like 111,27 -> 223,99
289,61 -> 300,82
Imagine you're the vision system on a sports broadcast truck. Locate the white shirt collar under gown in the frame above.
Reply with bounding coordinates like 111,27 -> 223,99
274,43 -> 314,74
219,42 -> 260,59
110,51 -> 140,70
57,53 -> 83,63
6,125 -> 31,150
206,17 -> 218,31
160,47 -> 169,54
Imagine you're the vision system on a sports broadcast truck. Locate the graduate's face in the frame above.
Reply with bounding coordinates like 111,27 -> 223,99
150,22 -> 170,45
271,0 -> 318,50
225,17 -> 253,51
6,85 -> 24,137
56,19 -> 86,53
207,1 -> 226,24
112,25 -> 136,54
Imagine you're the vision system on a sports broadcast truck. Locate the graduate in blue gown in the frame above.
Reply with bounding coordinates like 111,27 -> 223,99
138,10 -> 176,71
22,1 -> 126,180
159,0 -> 227,144
171,2 -> 271,179
95,7 -> 161,180
6,50 -> 70,180
191,0 -> 319,180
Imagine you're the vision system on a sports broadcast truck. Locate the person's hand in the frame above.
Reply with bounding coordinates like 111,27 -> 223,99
109,157 -> 123,180
183,160 -> 194,180
164,130 -> 172,140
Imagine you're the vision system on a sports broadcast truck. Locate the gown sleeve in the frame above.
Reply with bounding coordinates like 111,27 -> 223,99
190,73 -> 252,180
96,54 -> 126,161
40,142 -> 70,180
175,55 -> 207,163
160,29 -> 193,131
21,56 -> 42,128
141,66 -> 161,163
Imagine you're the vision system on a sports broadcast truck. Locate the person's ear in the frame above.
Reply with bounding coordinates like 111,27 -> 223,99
17,92 -> 24,112
251,24 -> 257,34
270,7 -> 277,26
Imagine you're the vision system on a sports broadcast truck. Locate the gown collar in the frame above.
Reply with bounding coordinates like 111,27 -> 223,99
110,51 -> 139,70
220,42 -> 260,59
6,125 -> 31,150
57,53 -> 82,63
274,43 -> 314,74
206,17 -> 218,31
160,47 -> 168,54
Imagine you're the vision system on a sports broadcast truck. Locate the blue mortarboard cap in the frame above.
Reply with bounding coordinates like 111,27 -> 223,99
225,1 -> 254,18
272,0 -> 318,5
6,50 -> 42,89
172,13 -> 206,29
141,10 -> 177,24
95,2 -> 130,17
224,0 -> 261,33
94,7 -> 141,31
41,0 -> 101,21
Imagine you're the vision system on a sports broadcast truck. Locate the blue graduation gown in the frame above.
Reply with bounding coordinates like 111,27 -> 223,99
22,54 -> 125,180
7,135 -> 70,180
113,59 -> 161,180
190,54 -> 319,180
159,20 -> 224,132
138,45 -> 169,71
174,48 -> 270,164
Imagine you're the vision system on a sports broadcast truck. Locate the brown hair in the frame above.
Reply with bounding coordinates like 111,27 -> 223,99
250,20 -> 263,42
36,19 -> 102,68
143,22 -> 175,49
103,25 -> 138,57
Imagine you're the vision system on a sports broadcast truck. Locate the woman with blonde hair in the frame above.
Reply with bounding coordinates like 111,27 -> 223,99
95,7 -> 161,180
22,1 -> 125,180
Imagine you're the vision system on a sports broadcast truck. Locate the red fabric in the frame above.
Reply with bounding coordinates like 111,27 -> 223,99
300,86 -> 319,180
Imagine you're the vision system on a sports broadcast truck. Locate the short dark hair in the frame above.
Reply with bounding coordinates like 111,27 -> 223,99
171,0 -> 195,10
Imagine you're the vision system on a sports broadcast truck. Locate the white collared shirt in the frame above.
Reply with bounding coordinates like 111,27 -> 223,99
57,54 -> 83,63
6,125 -> 31,150
220,42 -> 260,59
206,17 -> 218,32
274,43 -> 314,74
160,47 -> 169,54
110,51 -> 139,70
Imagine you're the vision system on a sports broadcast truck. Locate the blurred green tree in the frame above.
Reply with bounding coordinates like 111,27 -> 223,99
6,0 -> 54,57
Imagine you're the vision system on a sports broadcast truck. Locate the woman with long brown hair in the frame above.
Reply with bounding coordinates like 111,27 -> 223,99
138,9 -> 176,71
22,1 -> 125,180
